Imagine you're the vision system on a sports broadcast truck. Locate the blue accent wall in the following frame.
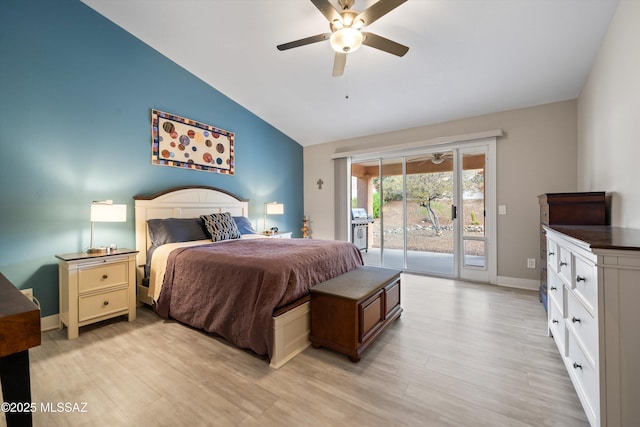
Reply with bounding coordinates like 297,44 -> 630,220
0,0 -> 303,317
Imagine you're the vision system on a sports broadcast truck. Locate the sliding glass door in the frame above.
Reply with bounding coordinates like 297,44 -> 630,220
405,153 -> 455,275
349,139 -> 495,282
458,146 -> 489,282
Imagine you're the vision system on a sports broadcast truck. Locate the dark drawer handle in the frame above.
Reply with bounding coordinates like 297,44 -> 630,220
552,319 -> 559,324
103,300 -> 109,306
560,261 -> 568,267
573,362 -> 582,370
576,276 -> 586,282
102,274 -> 108,279
548,252 -> 555,256
550,286 -> 557,291
571,316 -> 581,323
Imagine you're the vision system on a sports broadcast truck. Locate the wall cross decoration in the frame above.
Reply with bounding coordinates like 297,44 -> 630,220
316,179 -> 324,190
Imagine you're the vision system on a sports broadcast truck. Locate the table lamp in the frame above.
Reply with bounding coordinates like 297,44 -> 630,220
88,200 -> 127,254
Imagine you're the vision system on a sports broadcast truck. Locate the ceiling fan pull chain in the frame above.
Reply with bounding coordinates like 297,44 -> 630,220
345,77 -> 349,99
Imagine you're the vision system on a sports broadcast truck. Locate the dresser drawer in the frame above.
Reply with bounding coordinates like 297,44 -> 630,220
567,292 -> 597,365
548,297 -> 566,356
567,333 -> 599,424
547,238 -> 558,271
558,246 -> 572,285
79,262 -> 128,293
573,255 -> 597,314
547,272 -> 564,311
78,287 -> 129,323
540,204 -> 550,225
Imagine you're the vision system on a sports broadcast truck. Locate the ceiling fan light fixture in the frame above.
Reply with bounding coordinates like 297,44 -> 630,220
431,153 -> 445,164
330,27 -> 363,53
353,18 -> 365,29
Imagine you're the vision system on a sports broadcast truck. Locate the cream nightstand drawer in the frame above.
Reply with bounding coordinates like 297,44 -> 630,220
78,287 -> 128,323
79,262 -> 128,293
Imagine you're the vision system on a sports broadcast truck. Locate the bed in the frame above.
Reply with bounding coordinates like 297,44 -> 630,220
134,186 -> 363,368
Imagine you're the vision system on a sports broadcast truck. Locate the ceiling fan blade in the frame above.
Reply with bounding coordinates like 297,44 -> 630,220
355,0 -> 407,27
332,52 -> 347,77
311,0 -> 342,24
277,33 -> 331,51
362,32 -> 409,57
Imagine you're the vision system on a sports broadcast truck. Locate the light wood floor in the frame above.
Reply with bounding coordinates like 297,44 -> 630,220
7,275 -> 588,426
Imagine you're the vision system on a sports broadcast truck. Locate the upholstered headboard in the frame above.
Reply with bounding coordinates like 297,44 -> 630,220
133,186 -> 249,282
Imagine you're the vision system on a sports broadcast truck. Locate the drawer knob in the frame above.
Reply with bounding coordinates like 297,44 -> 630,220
560,261 -> 567,267
102,274 -> 108,279
576,276 -> 586,283
573,362 -> 582,370
571,316 -> 581,324
552,319 -> 559,324
550,286 -> 557,291
103,300 -> 109,306
548,252 -> 555,256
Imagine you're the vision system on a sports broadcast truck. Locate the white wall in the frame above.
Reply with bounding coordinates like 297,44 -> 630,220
577,0 -> 640,227
304,100 -> 578,287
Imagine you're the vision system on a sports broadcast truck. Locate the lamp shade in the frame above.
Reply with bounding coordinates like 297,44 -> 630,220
265,202 -> 284,215
91,203 -> 127,222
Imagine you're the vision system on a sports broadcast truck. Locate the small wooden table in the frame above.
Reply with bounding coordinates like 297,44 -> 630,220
0,273 -> 41,427
310,266 -> 402,362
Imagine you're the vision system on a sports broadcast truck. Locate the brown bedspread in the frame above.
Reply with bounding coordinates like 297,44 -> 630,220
155,238 -> 363,359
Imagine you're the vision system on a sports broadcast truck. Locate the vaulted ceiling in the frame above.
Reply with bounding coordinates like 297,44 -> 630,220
81,0 -> 619,146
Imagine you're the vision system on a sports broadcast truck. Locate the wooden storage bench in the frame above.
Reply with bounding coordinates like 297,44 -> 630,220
309,266 -> 402,362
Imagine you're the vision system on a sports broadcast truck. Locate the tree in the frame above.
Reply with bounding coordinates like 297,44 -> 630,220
373,173 -> 452,235
372,169 -> 484,235
406,173 -> 452,235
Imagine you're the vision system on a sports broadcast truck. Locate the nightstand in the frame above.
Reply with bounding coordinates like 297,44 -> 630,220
56,249 -> 137,339
266,231 -> 292,239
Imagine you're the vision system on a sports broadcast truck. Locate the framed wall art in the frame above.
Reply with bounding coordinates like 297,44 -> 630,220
151,109 -> 234,175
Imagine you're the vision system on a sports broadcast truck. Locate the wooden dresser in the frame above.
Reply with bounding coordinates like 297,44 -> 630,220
0,272 -> 41,427
538,192 -> 606,310
545,225 -> 640,426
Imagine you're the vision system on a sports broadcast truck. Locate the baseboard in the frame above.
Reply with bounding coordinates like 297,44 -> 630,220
40,314 -> 60,332
496,276 -> 539,291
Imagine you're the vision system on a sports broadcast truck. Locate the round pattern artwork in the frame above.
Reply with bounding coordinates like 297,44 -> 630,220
154,113 -> 234,174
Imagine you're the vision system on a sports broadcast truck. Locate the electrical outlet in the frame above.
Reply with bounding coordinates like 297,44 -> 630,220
21,288 -> 34,301
527,258 -> 536,269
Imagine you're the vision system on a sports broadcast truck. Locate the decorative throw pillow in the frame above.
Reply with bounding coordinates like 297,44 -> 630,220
200,212 -> 242,242
233,216 -> 257,234
147,218 -> 209,246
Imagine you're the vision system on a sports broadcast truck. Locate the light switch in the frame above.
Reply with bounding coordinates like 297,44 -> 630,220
499,205 -> 507,215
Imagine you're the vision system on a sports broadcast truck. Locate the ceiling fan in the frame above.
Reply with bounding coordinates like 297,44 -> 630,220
276,0 -> 409,77
414,153 -> 453,166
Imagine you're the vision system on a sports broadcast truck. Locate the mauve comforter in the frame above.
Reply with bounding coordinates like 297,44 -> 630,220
155,238 -> 363,359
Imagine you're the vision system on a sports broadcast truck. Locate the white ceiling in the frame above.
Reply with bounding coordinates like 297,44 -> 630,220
81,0 -> 619,147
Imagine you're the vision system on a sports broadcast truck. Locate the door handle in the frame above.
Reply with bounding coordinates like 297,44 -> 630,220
451,205 -> 457,220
